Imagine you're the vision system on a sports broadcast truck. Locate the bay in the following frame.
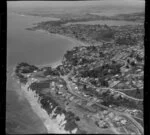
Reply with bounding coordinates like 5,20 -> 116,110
6,13 -> 78,134
7,13 -> 78,67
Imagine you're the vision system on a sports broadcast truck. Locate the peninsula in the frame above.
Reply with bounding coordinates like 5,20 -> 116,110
14,10 -> 144,134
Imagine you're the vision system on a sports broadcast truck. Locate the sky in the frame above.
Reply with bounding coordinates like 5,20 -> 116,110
7,0 -> 145,8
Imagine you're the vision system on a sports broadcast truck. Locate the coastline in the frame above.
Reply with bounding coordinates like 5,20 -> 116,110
10,64 -> 78,133
7,27 -> 82,133
7,27 -> 87,132
51,33 -> 88,47
20,83 -> 72,134
36,59 -> 62,69
35,29 -> 88,47
6,71 -> 48,134
12,12 -> 60,21
7,2 -> 144,133
34,29 -> 88,68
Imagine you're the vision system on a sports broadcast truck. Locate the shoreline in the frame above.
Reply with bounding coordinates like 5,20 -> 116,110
12,12 -> 60,21
37,59 -> 62,68
20,83 -> 71,134
7,28 -> 87,70
6,72 -> 48,134
35,29 -> 89,47
51,33 -> 88,47
9,66 -> 77,134
34,29 -> 89,68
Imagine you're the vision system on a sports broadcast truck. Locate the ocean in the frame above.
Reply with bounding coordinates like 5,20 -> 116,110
6,13 -> 78,134
6,0 -> 144,133
7,13 -> 78,67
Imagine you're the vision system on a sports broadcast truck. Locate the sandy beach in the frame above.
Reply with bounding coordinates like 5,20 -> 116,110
6,69 -> 48,134
20,82 -> 77,134
37,59 -> 62,69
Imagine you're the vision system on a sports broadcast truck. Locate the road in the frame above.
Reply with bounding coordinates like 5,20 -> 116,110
26,73 -> 143,134
100,87 -> 143,101
74,80 -> 143,102
61,75 -> 143,134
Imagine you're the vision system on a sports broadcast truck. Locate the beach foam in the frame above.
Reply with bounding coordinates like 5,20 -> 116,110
21,84 -> 72,133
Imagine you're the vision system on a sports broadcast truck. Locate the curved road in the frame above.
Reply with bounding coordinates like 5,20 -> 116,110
61,75 -> 143,134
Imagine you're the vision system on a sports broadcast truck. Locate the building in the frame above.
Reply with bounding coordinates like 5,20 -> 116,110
51,81 -> 55,86
120,119 -> 127,125
108,112 -> 115,119
69,96 -> 74,101
113,116 -> 122,121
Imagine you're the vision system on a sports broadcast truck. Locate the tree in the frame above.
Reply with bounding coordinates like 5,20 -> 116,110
101,80 -> 109,87
43,67 -> 52,76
